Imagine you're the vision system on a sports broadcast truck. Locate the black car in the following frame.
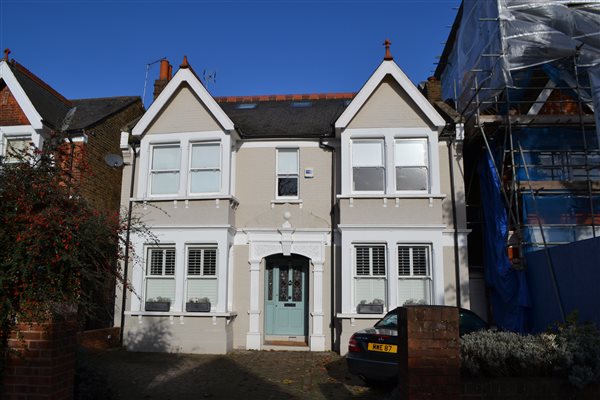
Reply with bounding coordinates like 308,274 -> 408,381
346,307 -> 487,384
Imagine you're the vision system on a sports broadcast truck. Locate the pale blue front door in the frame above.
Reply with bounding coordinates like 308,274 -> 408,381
265,257 -> 307,336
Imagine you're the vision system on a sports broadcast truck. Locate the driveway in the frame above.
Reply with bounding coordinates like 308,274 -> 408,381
78,349 -> 396,400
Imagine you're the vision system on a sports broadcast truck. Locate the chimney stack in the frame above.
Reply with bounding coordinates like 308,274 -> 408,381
153,59 -> 171,100
424,76 -> 442,103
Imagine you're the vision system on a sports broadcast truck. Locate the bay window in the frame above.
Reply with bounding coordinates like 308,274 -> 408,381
277,148 -> 299,198
397,245 -> 431,305
395,139 -> 428,191
354,245 -> 387,308
145,248 -> 176,305
352,140 -> 385,192
190,143 -> 221,194
150,145 -> 180,195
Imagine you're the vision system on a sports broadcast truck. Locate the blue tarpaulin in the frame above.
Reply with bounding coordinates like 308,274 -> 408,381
479,151 -> 531,333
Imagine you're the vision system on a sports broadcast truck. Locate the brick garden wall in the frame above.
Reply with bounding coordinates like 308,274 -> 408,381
2,312 -> 77,400
398,306 -> 461,400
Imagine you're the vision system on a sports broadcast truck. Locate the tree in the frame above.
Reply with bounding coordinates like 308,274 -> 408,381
0,132 -> 142,373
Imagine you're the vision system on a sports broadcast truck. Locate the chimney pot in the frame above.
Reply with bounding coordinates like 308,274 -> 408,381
168,64 -> 173,81
159,59 -> 169,80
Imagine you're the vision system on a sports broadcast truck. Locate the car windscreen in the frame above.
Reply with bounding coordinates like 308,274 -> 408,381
374,312 -> 397,328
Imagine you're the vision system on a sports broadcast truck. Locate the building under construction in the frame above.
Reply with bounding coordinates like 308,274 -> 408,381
435,0 -> 600,332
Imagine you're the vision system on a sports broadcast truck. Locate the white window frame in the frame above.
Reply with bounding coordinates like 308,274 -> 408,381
351,139 -> 386,194
148,143 -> 181,197
394,138 -> 430,193
2,135 -> 32,163
185,245 -> 218,306
145,247 -> 176,307
188,142 -> 221,195
397,244 -> 432,306
353,244 -> 387,310
275,147 -> 300,200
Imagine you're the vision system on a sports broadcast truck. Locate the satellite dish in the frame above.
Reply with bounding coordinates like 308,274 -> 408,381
104,153 -> 124,168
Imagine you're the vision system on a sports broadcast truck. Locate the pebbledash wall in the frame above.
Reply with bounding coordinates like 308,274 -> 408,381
116,51 -> 470,355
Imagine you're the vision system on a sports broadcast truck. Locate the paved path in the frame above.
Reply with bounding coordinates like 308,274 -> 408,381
80,349 -> 395,399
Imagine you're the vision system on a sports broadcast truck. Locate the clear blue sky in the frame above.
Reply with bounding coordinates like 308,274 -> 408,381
0,0 -> 460,106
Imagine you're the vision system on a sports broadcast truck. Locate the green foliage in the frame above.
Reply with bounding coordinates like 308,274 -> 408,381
461,318 -> 600,389
0,132 -> 151,374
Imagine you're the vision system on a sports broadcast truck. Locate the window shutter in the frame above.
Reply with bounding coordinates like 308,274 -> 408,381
188,249 -> 202,275
203,249 -> 217,275
164,249 -> 176,275
355,247 -> 370,275
149,250 -> 163,275
412,247 -> 428,276
371,246 -> 386,275
398,247 -> 411,276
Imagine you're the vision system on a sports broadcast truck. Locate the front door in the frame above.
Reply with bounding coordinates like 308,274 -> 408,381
265,257 -> 307,336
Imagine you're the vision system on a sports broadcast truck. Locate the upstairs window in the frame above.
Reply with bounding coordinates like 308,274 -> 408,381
397,245 -> 431,305
150,145 -> 180,195
277,148 -> 299,198
145,247 -> 176,306
352,140 -> 385,192
395,139 -> 428,191
354,245 -> 387,308
189,143 -> 221,194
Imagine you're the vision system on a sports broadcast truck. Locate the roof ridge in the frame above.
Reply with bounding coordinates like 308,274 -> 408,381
10,60 -> 73,107
70,95 -> 139,101
215,92 -> 356,103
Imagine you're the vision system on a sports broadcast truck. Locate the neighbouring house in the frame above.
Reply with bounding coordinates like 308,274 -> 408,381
434,0 -> 600,332
117,43 -> 469,354
0,49 -> 145,328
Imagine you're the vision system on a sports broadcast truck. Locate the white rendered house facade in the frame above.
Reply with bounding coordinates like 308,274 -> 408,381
116,52 -> 469,354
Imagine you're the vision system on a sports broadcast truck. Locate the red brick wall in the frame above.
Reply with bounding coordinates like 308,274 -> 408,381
79,100 -> 144,217
398,306 -> 461,400
2,313 -> 77,400
0,81 -> 30,126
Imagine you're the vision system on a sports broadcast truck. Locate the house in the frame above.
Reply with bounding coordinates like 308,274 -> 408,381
434,0 -> 600,331
0,49 -> 145,327
117,42 -> 469,354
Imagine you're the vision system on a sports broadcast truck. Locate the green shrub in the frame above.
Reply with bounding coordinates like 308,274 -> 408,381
461,320 -> 600,389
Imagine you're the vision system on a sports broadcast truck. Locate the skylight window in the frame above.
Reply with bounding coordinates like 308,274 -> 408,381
291,101 -> 312,108
236,103 -> 257,110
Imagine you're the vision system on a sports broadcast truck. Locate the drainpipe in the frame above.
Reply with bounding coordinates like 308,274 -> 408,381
447,135 -> 462,308
319,136 -> 336,349
119,139 -> 138,346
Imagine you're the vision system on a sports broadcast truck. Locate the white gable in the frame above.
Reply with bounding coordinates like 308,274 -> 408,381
335,60 -> 445,131
132,67 -> 234,136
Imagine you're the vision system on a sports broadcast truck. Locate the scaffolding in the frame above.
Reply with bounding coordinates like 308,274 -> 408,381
436,0 -> 600,329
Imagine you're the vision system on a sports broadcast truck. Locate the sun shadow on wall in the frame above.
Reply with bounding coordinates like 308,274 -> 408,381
125,317 -> 173,353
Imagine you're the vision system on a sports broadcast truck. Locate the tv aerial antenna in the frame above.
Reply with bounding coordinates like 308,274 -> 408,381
142,57 -> 166,107
203,69 -> 217,93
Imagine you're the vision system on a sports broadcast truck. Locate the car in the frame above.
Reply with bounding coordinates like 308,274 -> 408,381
346,307 -> 487,384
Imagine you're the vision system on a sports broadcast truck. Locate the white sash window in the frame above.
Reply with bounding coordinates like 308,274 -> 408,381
397,245 -> 432,305
354,245 -> 387,308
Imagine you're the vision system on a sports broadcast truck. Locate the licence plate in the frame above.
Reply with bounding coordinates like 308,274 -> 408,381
367,343 -> 397,353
